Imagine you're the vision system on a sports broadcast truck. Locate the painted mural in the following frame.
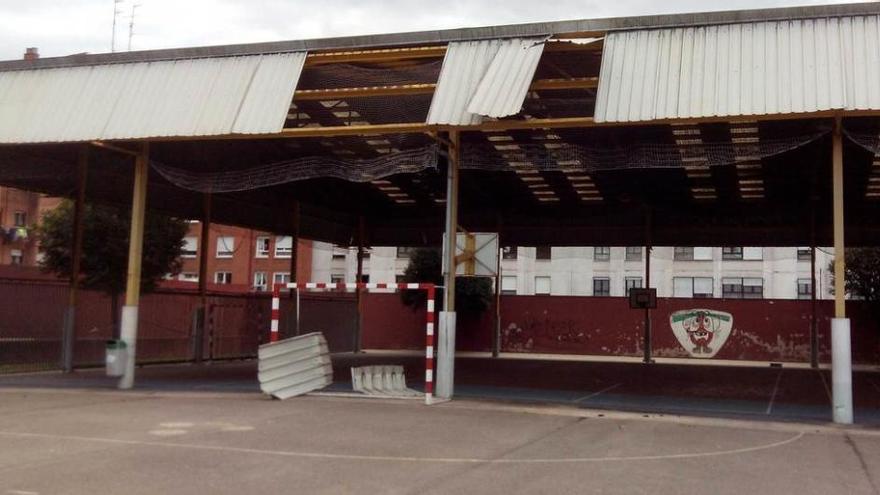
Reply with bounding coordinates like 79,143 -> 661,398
669,309 -> 734,358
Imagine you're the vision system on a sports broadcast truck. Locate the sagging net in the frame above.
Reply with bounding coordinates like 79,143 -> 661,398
151,144 -> 440,193
843,127 -> 880,155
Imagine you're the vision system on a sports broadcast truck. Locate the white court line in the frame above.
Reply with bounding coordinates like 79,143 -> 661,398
574,383 -> 622,403
818,370 -> 833,404
0,430 -> 805,464
766,370 -> 784,415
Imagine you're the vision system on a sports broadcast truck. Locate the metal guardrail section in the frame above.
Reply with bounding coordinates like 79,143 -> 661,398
258,332 -> 332,399
351,365 -> 421,397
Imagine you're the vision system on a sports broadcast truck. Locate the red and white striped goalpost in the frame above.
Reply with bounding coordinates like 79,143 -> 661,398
270,282 -> 437,404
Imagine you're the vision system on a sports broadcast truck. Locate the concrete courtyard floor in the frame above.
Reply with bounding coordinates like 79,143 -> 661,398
1,386 -> 879,494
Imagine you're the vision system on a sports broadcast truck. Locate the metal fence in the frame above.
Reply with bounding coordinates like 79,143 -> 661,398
0,278 -> 279,374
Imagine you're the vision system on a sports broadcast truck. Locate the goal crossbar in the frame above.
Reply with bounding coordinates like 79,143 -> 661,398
271,282 -> 437,403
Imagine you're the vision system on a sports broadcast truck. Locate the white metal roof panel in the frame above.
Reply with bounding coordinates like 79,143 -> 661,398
0,52 -> 306,143
594,15 -> 880,122
427,38 -> 545,125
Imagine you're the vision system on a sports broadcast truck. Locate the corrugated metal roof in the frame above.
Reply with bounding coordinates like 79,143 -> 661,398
427,38 -> 544,125
4,3 -> 880,72
0,52 -> 306,143
594,15 -> 880,123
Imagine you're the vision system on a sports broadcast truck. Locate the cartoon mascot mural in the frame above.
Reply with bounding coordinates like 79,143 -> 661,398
669,309 -> 733,359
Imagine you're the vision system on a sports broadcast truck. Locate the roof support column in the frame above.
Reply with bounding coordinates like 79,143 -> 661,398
193,193 -> 211,363
810,202 -> 819,369
831,117 -> 853,424
289,201 -> 301,337
354,215 -> 366,353
118,142 -> 149,390
61,145 -> 88,373
643,207 -> 653,364
437,130 -> 460,400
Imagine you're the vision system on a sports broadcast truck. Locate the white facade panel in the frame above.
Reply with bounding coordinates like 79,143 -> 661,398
595,15 -> 880,122
427,38 -> 544,125
0,52 -> 305,143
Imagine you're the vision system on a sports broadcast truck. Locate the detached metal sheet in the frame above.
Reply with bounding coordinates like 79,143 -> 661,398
258,332 -> 332,400
594,15 -> 880,122
0,52 -> 306,143
427,38 -> 545,125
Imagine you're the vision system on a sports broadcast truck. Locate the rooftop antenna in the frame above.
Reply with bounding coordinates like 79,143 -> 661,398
127,3 -> 141,52
111,0 -> 124,52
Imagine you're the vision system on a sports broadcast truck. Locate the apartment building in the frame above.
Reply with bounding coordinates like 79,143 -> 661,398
310,242 -> 835,300
0,187 -> 60,267
177,223 -> 312,291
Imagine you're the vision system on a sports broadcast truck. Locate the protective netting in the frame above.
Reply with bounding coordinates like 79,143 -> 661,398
843,128 -> 880,155
461,127 -> 830,172
0,153 -> 73,182
151,145 -> 439,193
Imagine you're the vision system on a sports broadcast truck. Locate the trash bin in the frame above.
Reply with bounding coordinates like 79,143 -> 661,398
105,340 -> 127,377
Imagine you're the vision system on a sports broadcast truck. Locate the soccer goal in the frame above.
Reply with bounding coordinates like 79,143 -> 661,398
271,282 -> 437,404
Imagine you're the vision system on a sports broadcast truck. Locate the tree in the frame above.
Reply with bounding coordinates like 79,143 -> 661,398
830,247 -> 880,328
400,248 -> 493,314
37,200 -> 189,337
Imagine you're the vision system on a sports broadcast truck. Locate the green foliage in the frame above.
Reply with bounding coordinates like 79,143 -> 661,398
37,200 -> 189,296
400,247 -> 493,314
830,247 -> 880,327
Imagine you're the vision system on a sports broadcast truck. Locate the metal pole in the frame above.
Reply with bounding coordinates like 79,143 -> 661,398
492,235 -> 502,358
354,216 -> 365,353
62,146 -> 88,373
810,203 -> 819,369
290,201 -> 300,336
194,193 -> 211,363
118,142 -> 149,390
437,130 -> 460,399
831,116 -> 852,424
643,207 -> 653,364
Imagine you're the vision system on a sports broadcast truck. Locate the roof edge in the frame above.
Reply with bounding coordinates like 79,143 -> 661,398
1,2 -> 878,71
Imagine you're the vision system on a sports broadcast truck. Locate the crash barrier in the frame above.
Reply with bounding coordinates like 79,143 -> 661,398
258,332 -> 332,400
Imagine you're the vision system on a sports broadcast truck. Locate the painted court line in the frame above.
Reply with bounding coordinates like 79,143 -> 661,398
573,383 -> 623,403
0,430 -> 805,464
766,370 -> 784,415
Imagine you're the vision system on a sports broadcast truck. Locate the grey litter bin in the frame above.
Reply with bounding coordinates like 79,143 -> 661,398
105,340 -> 127,377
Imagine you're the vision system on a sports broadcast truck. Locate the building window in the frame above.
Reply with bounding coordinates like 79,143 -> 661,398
253,272 -> 268,291
216,236 -> 235,258
332,246 -> 347,260
674,247 -> 694,261
273,272 -> 290,286
501,246 -> 518,260
797,247 -> 812,261
625,246 -> 642,262
625,276 -> 643,295
797,279 -> 812,300
675,247 -> 712,261
395,274 -> 406,283
331,273 -> 345,284
13,211 -> 26,227
10,249 -> 22,265
722,247 -> 743,260
593,277 -> 610,296
594,246 -> 610,261
214,271 -> 232,284
673,277 -> 714,298
181,236 -> 198,258
535,246 -> 552,260
722,277 -> 763,299
396,247 -> 415,258
178,272 -> 198,283
255,236 -> 270,258
535,276 -> 551,294
743,247 -> 763,260
274,236 -> 292,258
359,274 -> 370,283
501,275 -> 517,295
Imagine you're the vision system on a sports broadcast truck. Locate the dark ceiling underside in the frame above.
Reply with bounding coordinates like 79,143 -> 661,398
1,117 -> 880,248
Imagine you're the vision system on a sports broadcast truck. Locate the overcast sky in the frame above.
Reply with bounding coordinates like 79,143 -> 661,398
0,0 -> 863,61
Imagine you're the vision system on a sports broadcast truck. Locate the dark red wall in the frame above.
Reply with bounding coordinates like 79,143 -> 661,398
359,294 -> 880,365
